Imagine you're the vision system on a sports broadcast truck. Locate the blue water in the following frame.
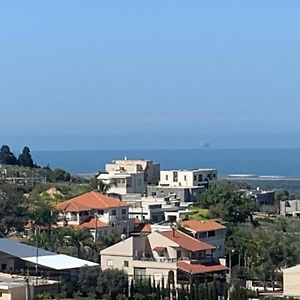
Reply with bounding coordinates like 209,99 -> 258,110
31,148 -> 300,177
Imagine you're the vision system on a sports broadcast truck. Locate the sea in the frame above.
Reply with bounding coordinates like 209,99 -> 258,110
32,148 -> 300,178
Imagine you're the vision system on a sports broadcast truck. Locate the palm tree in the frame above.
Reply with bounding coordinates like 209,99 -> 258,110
61,227 -> 93,258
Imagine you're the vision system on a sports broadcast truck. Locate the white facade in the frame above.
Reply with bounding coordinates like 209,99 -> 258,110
159,169 -> 217,187
127,196 -> 191,223
57,206 -> 134,239
59,206 -> 129,226
98,171 -> 146,195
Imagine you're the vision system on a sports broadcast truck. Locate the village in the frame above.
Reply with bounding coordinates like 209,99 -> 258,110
0,155 -> 299,299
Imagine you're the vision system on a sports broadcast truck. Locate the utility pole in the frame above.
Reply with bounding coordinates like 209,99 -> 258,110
35,229 -> 39,285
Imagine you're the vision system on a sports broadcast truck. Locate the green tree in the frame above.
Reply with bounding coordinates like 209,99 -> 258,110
198,181 -> 255,223
49,168 -> 71,182
0,184 -> 27,235
59,227 -> 93,258
18,146 -> 35,168
0,145 -> 18,165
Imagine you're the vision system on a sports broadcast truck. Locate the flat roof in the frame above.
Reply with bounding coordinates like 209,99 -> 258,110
161,169 -> 216,172
0,238 -> 98,270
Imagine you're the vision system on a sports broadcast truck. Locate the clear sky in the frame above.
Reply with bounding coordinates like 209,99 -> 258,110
1,1 -> 300,150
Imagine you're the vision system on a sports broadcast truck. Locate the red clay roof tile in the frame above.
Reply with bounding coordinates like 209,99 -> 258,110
159,230 -> 215,252
74,217 -> 109,229
177,261 -> 227,274
55,191 -> 128,212
181,220 -> 226,233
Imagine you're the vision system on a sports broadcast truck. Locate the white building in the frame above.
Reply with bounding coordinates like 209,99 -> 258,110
55,191 -> 134,239
159,169 -> 217,187
126,196 -> 192,223
98,171 -> 146,195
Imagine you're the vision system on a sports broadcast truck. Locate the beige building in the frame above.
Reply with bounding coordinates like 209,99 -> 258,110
105,159 -> 160,185
100,229 -> 227,286
0,276 -> 59,300
159,169 -> 217,187
55,191 -> 134,239
280,199 -> 300,217
283,265 -> 300,298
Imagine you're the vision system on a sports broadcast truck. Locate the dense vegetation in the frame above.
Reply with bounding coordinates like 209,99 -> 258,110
0,145 -> 299,299
38,266 -> 229,300
196,181 -> 300,295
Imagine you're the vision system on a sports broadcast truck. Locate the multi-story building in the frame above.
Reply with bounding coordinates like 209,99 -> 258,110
105,159 -> 160,185
180,220 -> 227,258
147,169 -> 217,203
159,169 -> 217,187
147,185 -> 205,203
98,171 -> 146,195
55,191 -> 134,240
137,220 -> 227,259
100,229 -> 227,286
126,195 -> 191,223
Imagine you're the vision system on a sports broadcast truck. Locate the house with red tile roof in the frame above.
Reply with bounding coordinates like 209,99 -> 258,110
100,229 -> 227,287
55,191 -> 134,240
180,220 -> 227,258
135,220 -> 227,258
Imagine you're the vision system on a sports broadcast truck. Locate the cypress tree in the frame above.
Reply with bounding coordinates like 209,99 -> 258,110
18,146 -> 35,168
0,145 -> 18,165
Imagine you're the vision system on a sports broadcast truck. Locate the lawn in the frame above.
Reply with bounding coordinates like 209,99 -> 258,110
188,207 -> 210,220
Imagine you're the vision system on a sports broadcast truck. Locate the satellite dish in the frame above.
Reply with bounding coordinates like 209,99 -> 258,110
121,234 -> 126,241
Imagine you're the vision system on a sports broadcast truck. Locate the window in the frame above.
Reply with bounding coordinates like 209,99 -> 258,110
177,250 -> 182,259
122,209 -> 127,214
198,174 -> 203,182
208,230 -> 216,237
107,259 -> 113,268
137,179 -> 142,186
112,210 -> 116,216
197,232 -> 207,239
173,171 -> 178,182
134,267 -> 146,278
184,175 -> 187,181
124,261 -> 129,267
165,175 -> 168,180
193,175 -> 197,181
98,210 -> 104,215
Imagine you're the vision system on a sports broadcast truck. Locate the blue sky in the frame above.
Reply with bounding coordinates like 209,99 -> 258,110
1,1 -> 300,150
